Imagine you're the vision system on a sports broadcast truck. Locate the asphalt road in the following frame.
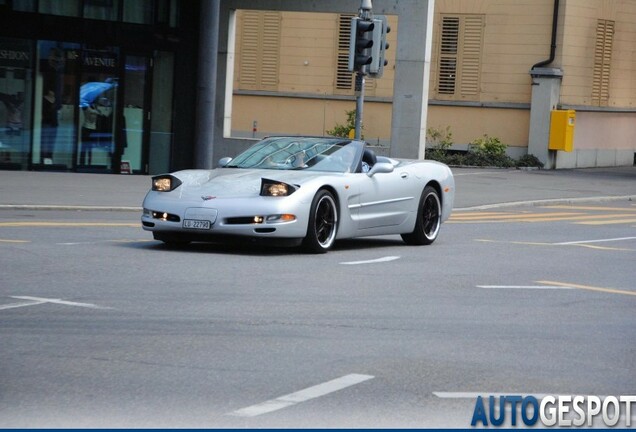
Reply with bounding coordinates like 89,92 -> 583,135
1,202 -> 634,428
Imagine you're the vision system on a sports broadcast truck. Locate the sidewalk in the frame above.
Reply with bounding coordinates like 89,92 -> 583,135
0,166 -> 634,211
452,166 -> 636,209
0,171 -> 149,210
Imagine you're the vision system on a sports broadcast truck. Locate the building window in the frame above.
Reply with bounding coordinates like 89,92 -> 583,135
39,0 -> 80,16
592,19 -> 614,107
238,11 -> 281,91
84,0 -> 118,21
123,0 -> 152,24
11,0 -> 36,12
156,0 -> 178,28
436,15 -> 483,99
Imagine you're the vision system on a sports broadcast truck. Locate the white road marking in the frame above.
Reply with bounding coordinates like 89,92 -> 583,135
477,285 -> 574,290
340,256 -> 400,265
227,373 -> 374,418
554,236 -> 636,245
0,299 -> 47,310
8,296 -> 111,309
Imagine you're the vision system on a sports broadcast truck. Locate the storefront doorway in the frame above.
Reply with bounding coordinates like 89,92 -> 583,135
120,54 -> 150,174
24,41 -> 171,174
76,46 -> 119,172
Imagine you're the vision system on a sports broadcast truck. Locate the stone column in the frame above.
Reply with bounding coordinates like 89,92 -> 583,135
194,0 -> 221,169
389,0 -> 434,160
528,67 -> 562,169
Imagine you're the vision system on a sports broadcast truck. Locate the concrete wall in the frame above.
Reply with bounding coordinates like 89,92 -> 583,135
428,104 -> 530,150
231,94 -> 392,144
555,110 -> 636,168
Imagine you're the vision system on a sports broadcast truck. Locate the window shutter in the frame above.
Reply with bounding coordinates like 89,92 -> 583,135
260,12 -> 281,90
438,17 -> 459,95
239,11 -> 280,91
336,14 -> 355,91
239,11 -> 260,90
437,15 -> 483,99
592,19 -> 614,106
460,15 -> 483,96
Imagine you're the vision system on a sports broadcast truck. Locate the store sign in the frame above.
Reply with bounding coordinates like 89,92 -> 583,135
0,39 -> 31,68
82,50 -> 117,70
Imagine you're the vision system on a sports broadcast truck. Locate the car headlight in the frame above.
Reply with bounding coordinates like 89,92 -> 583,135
260,178 -> 297,197
152,175 -> 182,192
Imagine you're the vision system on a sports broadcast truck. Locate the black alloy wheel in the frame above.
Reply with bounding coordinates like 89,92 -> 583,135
401,185 -> 441,245
303,190 -> 338,253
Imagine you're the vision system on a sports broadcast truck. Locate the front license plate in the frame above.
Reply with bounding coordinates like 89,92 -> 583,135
183,219 -> 211,230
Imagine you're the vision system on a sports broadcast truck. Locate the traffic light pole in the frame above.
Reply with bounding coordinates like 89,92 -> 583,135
354,0 -> 372,140
354,73 -> 365,139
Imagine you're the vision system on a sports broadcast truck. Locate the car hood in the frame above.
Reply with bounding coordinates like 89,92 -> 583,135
171,168 -> 335,198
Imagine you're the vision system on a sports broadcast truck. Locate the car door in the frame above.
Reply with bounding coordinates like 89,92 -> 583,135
355,166 -> 418,231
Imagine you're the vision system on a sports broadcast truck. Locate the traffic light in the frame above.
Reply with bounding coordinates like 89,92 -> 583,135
369,15 -> 390,78
348,17 -> 375,73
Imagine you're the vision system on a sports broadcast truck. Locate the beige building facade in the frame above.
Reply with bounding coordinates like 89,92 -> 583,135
229,0 -> 636,168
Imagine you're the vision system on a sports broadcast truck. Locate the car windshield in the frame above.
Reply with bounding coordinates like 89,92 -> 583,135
226,137 -> 363,173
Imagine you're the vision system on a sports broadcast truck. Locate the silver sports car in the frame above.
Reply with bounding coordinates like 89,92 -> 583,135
141,136 -> 455,253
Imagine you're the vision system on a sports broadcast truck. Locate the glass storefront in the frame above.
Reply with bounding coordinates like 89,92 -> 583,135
0,37 -> 32,170
35,41 -> 80,170
0,36 -> 175,174
12,0 -> 177,25
0,0 -> 195,175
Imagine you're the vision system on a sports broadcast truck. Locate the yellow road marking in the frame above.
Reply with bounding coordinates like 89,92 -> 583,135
0,239 -> 30,243
0,222 -> 138,228
576,218 -> 636,225
541,205 -> 636,212
451,211 -> 522,217
538,280 -> 636,297
451,212 -> 577,220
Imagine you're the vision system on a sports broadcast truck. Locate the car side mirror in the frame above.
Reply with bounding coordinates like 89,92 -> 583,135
366,162 -> 394,177
218,157 -> 232,167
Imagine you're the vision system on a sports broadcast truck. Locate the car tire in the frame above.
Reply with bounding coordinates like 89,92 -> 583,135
153,232 -> 191,247
303,190 -> 338,253
401,185 -> 441,246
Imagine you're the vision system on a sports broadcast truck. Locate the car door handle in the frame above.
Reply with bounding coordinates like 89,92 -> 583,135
400,172 -> 409,179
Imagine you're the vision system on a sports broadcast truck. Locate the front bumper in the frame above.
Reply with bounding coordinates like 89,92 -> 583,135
141,193 -> 309,239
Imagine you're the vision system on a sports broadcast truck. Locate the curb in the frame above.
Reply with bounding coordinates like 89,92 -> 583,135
454,195 -> 636,212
